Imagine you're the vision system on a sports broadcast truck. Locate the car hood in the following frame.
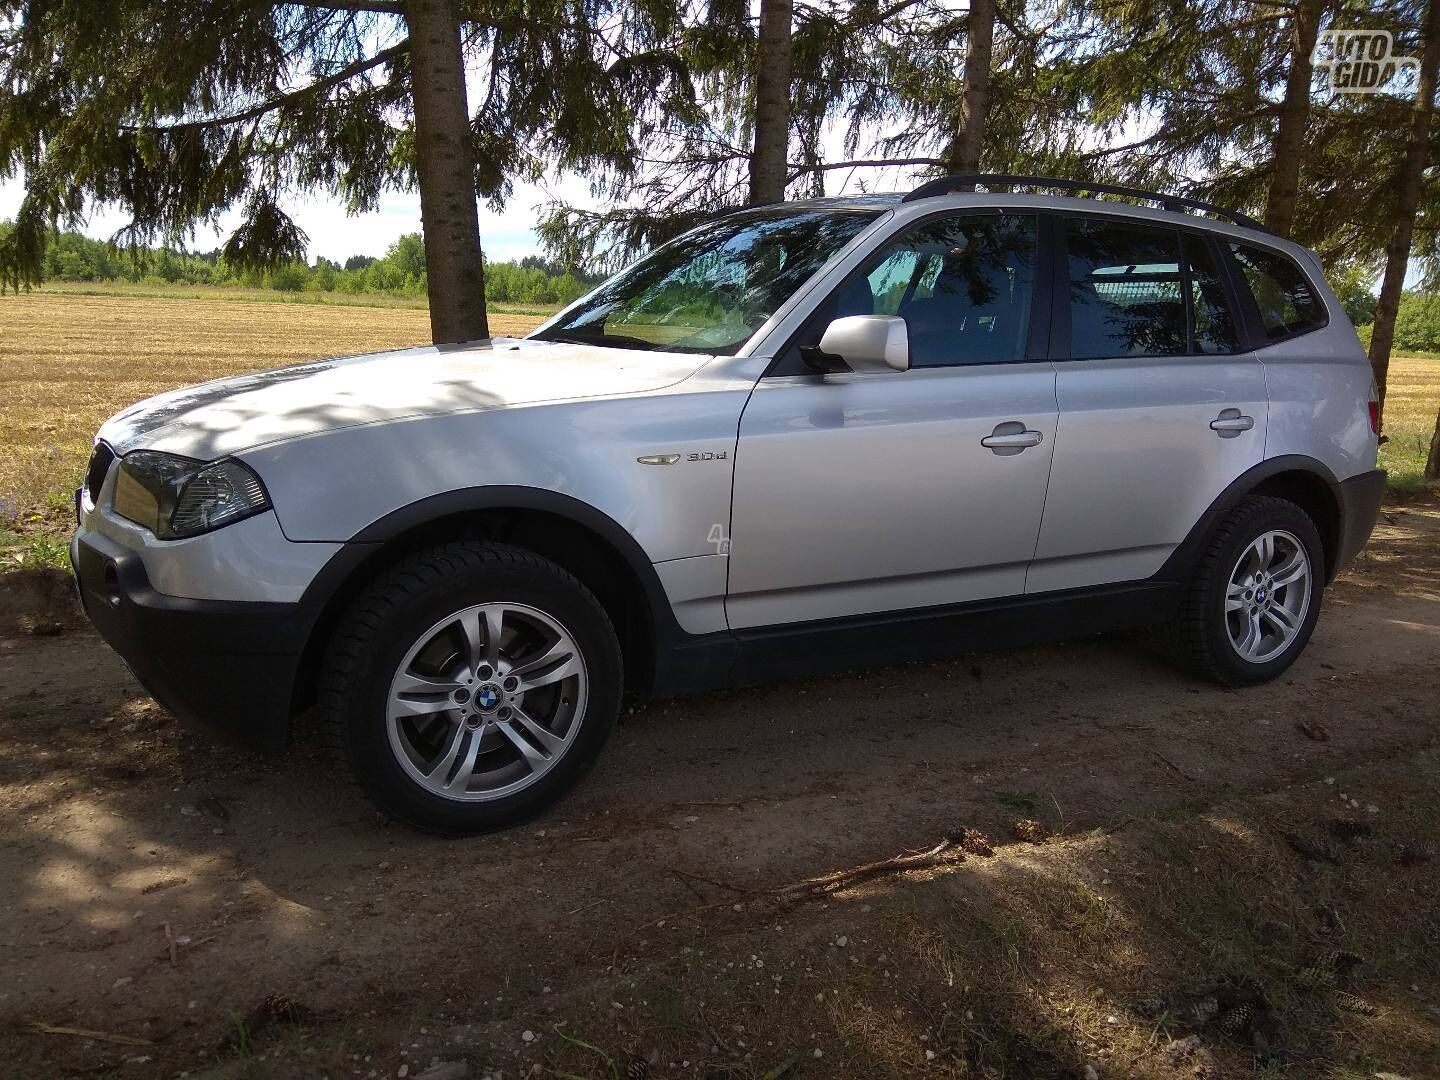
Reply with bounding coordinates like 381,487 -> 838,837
98,337 -> 715,459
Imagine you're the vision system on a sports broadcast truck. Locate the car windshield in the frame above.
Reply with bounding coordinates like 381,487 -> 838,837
531,208 -> 882,354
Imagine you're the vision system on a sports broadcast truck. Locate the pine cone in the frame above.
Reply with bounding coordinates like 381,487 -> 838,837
1012,818 -> 1051,843
1397,840 -> 1435,866
1217,1003 -> 1252,1036
1284,831 -> 1339,864
1324,817 -> 1372,840
1323,949 -> 1365,978
1184,996 -> 1220,1026
1334,991 -> 1378,1016
1293,963 -> 1336,989
957,828 -> 994,856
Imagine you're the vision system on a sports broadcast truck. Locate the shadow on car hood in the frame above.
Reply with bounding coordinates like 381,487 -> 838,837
97,337 -> 713,459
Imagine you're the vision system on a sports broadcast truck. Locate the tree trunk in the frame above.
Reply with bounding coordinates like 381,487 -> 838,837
1263,0 -> 1323,237
406,0 -> 488,343
749,0 -> 794,205
945,0 -> 995,174
1426,406 -> 1440,480
1369,0 -> 1440,417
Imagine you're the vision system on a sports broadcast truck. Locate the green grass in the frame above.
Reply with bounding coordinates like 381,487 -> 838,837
1,531 -> 70,572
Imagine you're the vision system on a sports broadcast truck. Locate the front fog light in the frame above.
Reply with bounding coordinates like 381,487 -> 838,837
114,451 -> 271,539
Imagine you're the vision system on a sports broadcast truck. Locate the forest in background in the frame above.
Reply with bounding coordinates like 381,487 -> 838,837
0,223 -> 595,307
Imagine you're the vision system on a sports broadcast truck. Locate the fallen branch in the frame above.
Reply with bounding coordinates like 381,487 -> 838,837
1153,751 -> 1197,782
637,837 -> 966,931
775,839 -> 964,899
667,865 -> 756,896
29,1022 -> 152,1047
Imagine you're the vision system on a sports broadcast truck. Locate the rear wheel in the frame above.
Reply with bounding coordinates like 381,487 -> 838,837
319,541 -> 621,833
1170,495 -> 1324,686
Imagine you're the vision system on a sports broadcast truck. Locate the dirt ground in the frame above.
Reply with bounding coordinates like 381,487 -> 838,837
1,499 -> 1438,1079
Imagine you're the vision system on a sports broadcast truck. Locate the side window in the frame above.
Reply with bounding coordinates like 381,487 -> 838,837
1186,235 -> 1239,354
1065,218 -> 1187,358
1229,243 -> 1326,341
836,213 -> 1038,367
1064,219 -> 1241,358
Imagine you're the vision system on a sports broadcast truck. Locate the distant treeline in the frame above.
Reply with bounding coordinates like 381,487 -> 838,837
4,224 -> 597,306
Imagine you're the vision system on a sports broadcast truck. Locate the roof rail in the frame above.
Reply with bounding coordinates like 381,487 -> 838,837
901,173 -> 1268,232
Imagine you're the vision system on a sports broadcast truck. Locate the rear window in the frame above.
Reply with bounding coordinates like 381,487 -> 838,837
1229,243 -> 1327,341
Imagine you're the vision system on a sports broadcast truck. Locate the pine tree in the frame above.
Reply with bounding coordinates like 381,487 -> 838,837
0,0 -> 692,341
1368,0 -> 1440,416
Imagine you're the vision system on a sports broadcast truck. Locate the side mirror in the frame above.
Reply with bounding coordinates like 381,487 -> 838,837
814,315 -> 910,374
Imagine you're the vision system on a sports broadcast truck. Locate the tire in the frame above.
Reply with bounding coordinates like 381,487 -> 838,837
319,541 -> 622,834
1170,495 -> 1325,687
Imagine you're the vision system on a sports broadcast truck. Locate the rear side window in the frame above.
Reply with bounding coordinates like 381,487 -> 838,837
1064,218 -> 1239,358
1186,235 -> 1240,354
1229,243 -> 1326,341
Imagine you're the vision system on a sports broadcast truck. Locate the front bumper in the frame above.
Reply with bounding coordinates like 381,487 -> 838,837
71,530 -> 316,752
1333,467 -> 1387,576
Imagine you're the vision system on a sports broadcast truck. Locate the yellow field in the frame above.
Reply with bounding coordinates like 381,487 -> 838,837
1381,350 -> 1440,492
0,292 -> 546,517
1,290 -> 1436,519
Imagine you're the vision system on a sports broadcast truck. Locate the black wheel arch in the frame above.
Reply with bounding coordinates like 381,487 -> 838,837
1158,455 -> 1345,586
288,487 -> 699,720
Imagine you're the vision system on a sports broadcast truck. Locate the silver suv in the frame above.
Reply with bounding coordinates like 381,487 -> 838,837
72,176 -> 1386,833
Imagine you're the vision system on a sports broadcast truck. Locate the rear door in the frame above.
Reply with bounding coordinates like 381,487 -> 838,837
726,210 -> 1059,629
1028,215 -> 1267,593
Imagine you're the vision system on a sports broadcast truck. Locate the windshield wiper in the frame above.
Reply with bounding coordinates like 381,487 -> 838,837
530,330 -> 664,352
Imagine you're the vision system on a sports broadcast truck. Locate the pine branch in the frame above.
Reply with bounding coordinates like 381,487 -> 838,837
799,155 -> 945,173
121,39 -> 410,134
291,0 -> 405,13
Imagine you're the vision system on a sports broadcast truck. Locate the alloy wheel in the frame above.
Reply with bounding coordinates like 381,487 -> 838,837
1224,529 -> 1312,664
385,602 -> 588,801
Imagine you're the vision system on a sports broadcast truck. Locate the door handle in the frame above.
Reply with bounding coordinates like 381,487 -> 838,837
1210,408 -> 1255,438
982,422 -> 1043,455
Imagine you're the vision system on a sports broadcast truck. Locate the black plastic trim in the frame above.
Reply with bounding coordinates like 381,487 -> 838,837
727,580 -> 1181,686
1154,455 -> 1342,584
72,530 -> 316,753
340,486 -> 716,696
1334,468 -> 1387,572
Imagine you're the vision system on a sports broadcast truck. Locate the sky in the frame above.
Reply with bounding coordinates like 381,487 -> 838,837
0,171 -> 587,265
0,133 -> 936,266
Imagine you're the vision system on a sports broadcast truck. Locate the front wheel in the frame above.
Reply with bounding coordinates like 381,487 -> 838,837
1170,495 -> 1324,686
319,542 -> 622,834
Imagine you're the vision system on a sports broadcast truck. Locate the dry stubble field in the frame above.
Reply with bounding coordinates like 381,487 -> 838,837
0,291 -> 547,523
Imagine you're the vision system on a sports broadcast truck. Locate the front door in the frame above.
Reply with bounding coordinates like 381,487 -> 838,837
726,211 -> 1059,630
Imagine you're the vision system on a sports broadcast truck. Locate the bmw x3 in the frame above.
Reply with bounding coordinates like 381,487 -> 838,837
71,176 -> 1387,833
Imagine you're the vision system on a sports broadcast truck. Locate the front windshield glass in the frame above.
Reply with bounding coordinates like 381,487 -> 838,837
531,208 -> 881,354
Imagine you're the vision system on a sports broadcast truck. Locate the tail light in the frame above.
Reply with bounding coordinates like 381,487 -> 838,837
1367,399 -> 1380,435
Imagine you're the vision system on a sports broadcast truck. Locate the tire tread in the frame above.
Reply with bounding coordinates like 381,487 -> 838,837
316,540 -> 616,831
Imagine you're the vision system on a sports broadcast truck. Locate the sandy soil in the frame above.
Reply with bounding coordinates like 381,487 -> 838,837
1,499 -> 1437,1079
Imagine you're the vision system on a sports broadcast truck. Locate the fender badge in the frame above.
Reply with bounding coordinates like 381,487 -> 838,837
637,454 -> 681,466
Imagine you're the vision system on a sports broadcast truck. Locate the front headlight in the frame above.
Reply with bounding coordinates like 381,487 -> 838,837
113,451 -> 271,539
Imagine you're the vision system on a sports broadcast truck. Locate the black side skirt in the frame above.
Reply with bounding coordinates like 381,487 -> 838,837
651,580 -> 1182,696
